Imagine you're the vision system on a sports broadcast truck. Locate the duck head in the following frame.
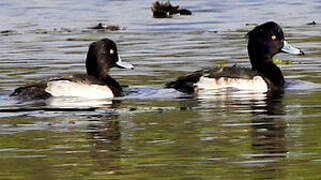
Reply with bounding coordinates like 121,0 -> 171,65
247,21 -> 304,71
86,38 -> 134,79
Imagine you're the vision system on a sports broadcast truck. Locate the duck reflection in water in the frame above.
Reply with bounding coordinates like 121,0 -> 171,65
250,93 -> 288,157
195,91 -> 289,178
246,93 -> 289,178
86,115 -> 122,171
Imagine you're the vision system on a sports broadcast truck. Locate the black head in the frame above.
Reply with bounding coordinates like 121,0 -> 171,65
247,21 -> 303,70
86,38 -> 134,79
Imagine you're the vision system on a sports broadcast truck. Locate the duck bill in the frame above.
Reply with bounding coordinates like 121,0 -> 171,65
281,41 -> 304,55
116,55 -> 134,70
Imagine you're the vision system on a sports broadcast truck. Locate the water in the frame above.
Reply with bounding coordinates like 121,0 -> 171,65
1,0 -> 321,179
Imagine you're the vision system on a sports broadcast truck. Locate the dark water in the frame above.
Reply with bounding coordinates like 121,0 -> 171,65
1,0 -> 321,179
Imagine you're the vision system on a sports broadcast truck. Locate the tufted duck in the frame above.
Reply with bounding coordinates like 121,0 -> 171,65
11,38 -> 134,99
165,22 -> 304,93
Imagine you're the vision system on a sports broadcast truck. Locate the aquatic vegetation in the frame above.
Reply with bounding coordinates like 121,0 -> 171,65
306,21 -> 317,25
88,23 -> 126,31
273,58 -> 293,65
151,1 -> 192,18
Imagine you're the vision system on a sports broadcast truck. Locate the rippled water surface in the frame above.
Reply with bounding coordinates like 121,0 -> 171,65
0,0 -> 321,179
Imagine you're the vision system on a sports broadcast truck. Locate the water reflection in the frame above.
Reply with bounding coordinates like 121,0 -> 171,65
46,97 -> 113,108
243,93 -> 288,179
196,90 -> 288,159
195,90 -> 269,111
0,0 -> 319,179
0,92 -> 123,114
250,93 -> 287,157
87,115 -> 122,172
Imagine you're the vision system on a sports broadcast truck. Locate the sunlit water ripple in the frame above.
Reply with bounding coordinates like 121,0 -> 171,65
0,0 -> 321,179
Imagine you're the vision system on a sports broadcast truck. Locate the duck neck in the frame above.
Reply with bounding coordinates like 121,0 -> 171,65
86,55 -> 110,79
249,52 -> 285,88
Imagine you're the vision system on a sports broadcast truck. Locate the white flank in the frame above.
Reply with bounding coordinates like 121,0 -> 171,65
195,76 -> 268,92
45,80 -> 114,99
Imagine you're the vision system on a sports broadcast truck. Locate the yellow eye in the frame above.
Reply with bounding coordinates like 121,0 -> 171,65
271,35 -> 276,40
110,49 -> 114,54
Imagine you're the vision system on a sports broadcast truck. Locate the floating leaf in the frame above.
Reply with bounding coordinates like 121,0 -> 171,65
273,58 -> 293,65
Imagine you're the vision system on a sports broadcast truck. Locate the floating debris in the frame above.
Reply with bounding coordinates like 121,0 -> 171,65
0,30 -> 18,36
66,35 -> 100,42
28,28 -> 73,34
1,30 -> 15,34
88,23 -> 126,31
273,58 -> 293,65
245,23 -> 258,26
151,1 -> 192,18
0,106 -> 191,116
306,21 -> 317,25
33,29 -> 49,34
